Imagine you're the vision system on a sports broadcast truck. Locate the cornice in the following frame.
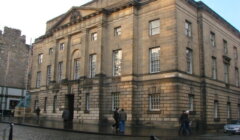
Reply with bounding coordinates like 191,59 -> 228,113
186,0 -> 240,38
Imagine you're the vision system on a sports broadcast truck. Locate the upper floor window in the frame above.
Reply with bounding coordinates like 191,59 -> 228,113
185,20 -> 192,37
234,46 -> 238,60
149,47 -> 160,73
46,65 -> 51,85
212,57 -> 217,79
149,19 -> 160,36
186,48 -> 193,74
235,67 -> 239,87
113,50 -> 122,76
59,43 -> 64,50
73,59 -> 80,80
210,32 -> 216,47
224,63 -> 229,83
223,40 -> 228,55
36,71 -> 41,88
91,32 -> 97,41
38,54 -> 43,64
114,26 -> 121,36
89,54 -> 96,78
49,48 -> 54,55
58,62 -> 63,82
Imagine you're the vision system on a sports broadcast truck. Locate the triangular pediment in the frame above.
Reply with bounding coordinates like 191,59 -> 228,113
47,6 -> 101,32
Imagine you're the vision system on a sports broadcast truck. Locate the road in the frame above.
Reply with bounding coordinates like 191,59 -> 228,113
0,123 -> 240,140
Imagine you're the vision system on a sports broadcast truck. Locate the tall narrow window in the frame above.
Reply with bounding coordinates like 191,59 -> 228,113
85,93 -> 90,111
149,19 -> 160,36
224,63 -> 229,83
150,47 -> 160,73
227,102 -> 231,119
58,62 -> 63,82
149,94 -> 161,111
112,92 -> 120,111
210,32 -> 216,47
114,26 -> 121,36
223,40 -> 228,55
46,65 -> 51,85
91,32 -> 97,41
238,104 -> 240,119
188,94 -> 194,111
44,97 -> 47,112
36,71 -> 41,88
186,48 -> 193,74
185,20 -> 192,37
38,54 -> 43,64
89,54 -> 96,78
59,43 -> 64,50
212,57 -> 217,79
235,67 -> 239,87
53,95 -> 57,113
113,50 -> 122,76
234,46 -> 238,60
73,59 -> 80,80
49,48 -> 53,55
214,101 -> 219,118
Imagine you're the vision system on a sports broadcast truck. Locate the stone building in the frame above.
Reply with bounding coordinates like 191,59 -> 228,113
0,27 -> 29,115
29,0 -> 240,129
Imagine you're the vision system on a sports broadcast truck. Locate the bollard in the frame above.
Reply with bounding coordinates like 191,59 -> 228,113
9,123 -> 14,140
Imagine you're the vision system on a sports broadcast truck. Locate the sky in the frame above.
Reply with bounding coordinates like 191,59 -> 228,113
0,0 -> 239,45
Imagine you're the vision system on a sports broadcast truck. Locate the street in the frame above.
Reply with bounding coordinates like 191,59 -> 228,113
1,123 -> 240,140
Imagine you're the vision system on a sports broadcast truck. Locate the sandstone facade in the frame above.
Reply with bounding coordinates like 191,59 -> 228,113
29,0 -> 240,129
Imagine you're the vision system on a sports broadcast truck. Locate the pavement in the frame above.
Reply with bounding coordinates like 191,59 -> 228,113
0,117 -> 239,140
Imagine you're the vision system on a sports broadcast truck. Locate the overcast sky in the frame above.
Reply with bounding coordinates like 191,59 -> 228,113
0,0 -> 239,45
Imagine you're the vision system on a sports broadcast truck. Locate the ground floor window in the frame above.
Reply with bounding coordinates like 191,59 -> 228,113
227,102 -> 231,119
214,101 -> 219,119
53,96 -> 57,113
188,94 -> 194,111
85,93 -> 90,111
149,94 -> 160,111
112,92 -> 119,111
44,97 -> 47,112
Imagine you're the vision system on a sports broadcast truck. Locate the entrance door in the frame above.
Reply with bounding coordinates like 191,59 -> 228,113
66,94 -> 74,120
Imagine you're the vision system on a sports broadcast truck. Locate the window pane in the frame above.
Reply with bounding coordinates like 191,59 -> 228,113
89,54 -> 96,78
150,47 -> 160,73
74,59 -> 80,80
113,50 -> 122,76
112,92 -> 120,111
149,19 -> 160,35
186,49 -> 193,74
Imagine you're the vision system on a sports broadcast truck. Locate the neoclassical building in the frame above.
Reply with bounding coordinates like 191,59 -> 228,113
29,0 -> 240,129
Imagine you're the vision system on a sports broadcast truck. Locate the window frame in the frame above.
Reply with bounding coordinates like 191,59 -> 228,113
59,43 -> 65,51
112,92 -> 120,111
89,54 -> 96,78
149,47 -> 160,73
114,26 -> 121,36
210,32 -> 216,47
185,20 -> 192,37
223,40 -> 228,55
53,95 -> 57,113
186,48 -> 193,74
91,32 -> 97,41
85,93 -> 90,111
36,71 -> 41,88
49,48 -> 53,55
58,62 -> 63,82
46,65 -> 51,85
149,93 -> 161,111
224,63 -> 229,83
235,67 -> 239,87
73,58 -> 80,80
214,100 -> 219,119
149,19 -> 160,36
113,49 -> 122,76
212,57 -> 217,79
38,53 -> 43,64
188,94 -> 194,111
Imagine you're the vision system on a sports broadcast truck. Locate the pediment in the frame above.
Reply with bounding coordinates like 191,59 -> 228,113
48,6 -> 100,32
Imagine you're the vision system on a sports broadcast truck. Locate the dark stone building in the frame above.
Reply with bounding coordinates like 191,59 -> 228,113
0,27 -> 29,115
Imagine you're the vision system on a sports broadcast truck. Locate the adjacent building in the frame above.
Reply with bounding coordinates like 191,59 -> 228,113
29,0 -> 240,129
0,27 -> 29,116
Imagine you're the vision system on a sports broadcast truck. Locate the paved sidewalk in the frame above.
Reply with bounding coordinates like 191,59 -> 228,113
0,117 -> 226,139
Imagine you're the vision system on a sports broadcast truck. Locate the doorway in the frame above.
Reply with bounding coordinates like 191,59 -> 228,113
65,94 -> 74,120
